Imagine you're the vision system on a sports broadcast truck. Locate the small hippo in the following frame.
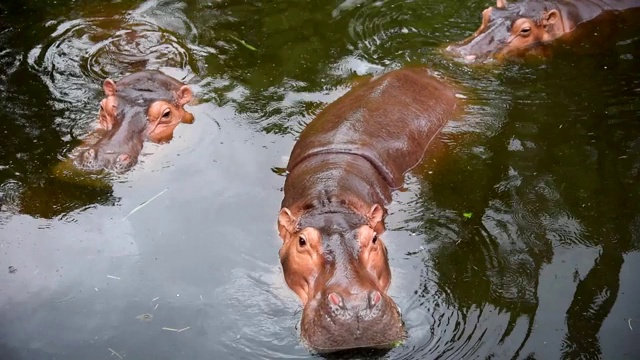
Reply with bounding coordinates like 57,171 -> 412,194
276,68 -> 459,352
446,0 -> 640,63
72,70 -> 194,173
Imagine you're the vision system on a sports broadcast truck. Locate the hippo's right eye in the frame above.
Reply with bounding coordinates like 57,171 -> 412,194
520,27 -> 531,35
162,109 -> 171,118
298,235 -> 307,247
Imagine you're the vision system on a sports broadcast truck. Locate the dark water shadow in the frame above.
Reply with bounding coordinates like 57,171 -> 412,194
400,41 -> 640,358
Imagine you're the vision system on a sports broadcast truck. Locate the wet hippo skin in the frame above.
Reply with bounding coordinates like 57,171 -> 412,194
276,67 -> 459,352
71,70 -> 194,173
446,0 -> 640,62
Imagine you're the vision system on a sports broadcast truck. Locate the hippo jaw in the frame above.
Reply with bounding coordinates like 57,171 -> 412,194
278,204 -> 405,352
446,0 -> 565,63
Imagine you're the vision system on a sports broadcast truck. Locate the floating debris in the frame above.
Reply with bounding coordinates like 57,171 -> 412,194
152,297 -> 160,302
95,288 -> 99,292
107,275 -> 121,280
8,266 -> 17,274
136,313 -> 153,322
122,188 -> 169,221
629,318 -> 633,331
153,304 -> 159,311
229,35 -> 258,51
162,326 -> 190,333
200,295 -> 204,301
108,348 -> 123,359
454,93 -> 467,99
463,212 -> 473,219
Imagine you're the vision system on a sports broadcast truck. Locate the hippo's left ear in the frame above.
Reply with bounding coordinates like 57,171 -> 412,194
175,85 -> 193,106
367,204 -> 386,234
278,207 -> 298,239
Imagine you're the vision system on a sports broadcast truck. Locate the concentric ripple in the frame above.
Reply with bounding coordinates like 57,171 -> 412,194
334,0 -> 454,66
82,22 -> 193,81
0,179 -> 22,214
393,261 -> 535,359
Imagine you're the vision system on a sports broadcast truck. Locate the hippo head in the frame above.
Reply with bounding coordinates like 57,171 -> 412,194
446,0 -> 565,62
277,201 -> 404,352
72,71 -> 194,173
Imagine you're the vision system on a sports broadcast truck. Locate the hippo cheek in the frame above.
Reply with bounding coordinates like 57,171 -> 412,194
300,291 -> 405,352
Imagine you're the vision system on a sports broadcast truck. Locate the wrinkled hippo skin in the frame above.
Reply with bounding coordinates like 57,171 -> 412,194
446,0 -> 640,63
71,70 -> 194,173
276,68 -> 459,352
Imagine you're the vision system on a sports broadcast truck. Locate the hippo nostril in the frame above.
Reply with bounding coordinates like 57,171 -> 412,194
117,154 -> 131,163
369,290 -> 382,309
328,292 -> 344,307
85,148 -> 96,160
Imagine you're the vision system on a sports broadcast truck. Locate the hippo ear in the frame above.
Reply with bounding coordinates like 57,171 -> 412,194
543,9 -> 560,26
496,0 -> 507,8
175,85 -> 193,106
543,9 -> 562,35
103,79 -> 117,96
278,208 -> 297,239
367,204 -> 386,234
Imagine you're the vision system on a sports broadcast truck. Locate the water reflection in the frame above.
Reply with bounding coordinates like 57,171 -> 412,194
1,0 -> 640,359
399,45 -> 640,358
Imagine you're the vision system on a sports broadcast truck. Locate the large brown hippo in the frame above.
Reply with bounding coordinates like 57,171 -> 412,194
276,68 -> 459,352
71,70 -> 194,173
446,0 -> 640,63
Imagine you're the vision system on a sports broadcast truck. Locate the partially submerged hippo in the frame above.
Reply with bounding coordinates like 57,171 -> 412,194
71,71 -> 194,173
446,0 -> 640,63
277,68 -> 459,352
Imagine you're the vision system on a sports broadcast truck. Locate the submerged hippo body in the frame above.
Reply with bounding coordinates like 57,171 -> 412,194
447,0 -> 640,62
277,68 -> 459,352
71,70 -> 194,173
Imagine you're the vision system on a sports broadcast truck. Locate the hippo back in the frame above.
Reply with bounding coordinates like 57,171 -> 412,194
287,67 -> 458,189
556,0 -> 640,27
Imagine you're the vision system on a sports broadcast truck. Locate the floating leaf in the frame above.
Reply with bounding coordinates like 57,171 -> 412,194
463,212 -> 473,219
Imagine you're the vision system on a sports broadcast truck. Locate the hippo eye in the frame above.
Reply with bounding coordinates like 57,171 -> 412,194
298,235 -> 307,247
520,26 -> 531,35
372,233 -> 378,244
162,109 -> 171,119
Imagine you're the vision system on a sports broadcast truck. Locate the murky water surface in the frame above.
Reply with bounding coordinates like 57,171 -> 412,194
1,0 -> 640,359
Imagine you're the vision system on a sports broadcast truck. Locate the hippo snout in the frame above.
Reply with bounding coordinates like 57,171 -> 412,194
73,146 -> 138,173
326,289 -> 383,320
445,44 -> 478,62
301,289 -> 404,352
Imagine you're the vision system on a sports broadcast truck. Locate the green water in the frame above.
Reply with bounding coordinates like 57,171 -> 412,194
1,0 -> 639,359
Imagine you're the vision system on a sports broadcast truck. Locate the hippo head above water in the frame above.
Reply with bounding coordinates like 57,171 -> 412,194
278,199 -> 404,352
72,70 -> 194,173
446,0 -> 566,62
